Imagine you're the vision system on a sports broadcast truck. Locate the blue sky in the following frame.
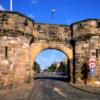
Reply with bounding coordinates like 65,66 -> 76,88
1,0 -> 100,69
35,49 -> 66,69
1,0 -> 100,24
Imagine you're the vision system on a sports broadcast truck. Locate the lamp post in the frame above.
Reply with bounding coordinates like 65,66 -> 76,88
10,0 -> 13,11
51,9 -> 56,19
70,38 -> 76,83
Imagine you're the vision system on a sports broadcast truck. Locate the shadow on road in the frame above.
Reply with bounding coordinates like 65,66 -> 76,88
34,75 -> 70,82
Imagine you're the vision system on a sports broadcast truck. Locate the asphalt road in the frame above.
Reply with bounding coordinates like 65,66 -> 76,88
28,73 -> 100,100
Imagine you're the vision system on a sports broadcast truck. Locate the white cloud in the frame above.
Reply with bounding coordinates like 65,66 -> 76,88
28,13 -> 35,19
31,0 -> 38,4
65,19 -> 72,24
0,5 -> 5,10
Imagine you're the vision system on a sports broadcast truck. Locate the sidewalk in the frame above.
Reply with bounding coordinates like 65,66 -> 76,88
69,82 -> 100,95
0,79 -> 35,100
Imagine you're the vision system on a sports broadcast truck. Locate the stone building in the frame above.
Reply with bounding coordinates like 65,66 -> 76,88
0,11 -> 100,88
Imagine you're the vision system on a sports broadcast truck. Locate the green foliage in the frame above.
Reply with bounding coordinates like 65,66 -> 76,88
33,61 -> 40,73
57,62 -> 67,72
48,64 -> 57,72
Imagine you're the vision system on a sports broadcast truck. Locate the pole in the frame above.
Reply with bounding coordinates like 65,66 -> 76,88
51,9 -> 55,19
10,0 -> 12,11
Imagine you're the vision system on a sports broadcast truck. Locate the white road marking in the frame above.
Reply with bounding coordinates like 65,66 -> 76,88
53,87 -> 67,98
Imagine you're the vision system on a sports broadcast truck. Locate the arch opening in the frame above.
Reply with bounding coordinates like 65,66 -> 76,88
33,48 -> 71,82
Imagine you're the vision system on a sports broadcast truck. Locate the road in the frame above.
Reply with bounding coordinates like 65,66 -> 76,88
28,73 -> 100,100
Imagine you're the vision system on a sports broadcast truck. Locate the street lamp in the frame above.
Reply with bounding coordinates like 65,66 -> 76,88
10,0 -> 13,11
51,9 -> 56,18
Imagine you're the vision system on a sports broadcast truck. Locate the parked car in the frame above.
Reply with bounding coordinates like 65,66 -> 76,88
55,69 -> 66,76
49,72 -> 55,74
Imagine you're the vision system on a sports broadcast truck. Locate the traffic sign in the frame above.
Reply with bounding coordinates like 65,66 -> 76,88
89,56 -> 96,68
90,68 -> 95,76
89,56 -> 96,63
89,62 -> 96,68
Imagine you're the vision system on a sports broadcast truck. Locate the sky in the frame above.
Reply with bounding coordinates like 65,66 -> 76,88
0,0 -> 100,69
35,49 -> 66,70
1,0 -> 100,24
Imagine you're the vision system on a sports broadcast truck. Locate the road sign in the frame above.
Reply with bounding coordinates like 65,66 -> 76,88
89,62 -> 96,68
89,56 -> 96,63
90,68 -> 95,76
89,56 -> 96,68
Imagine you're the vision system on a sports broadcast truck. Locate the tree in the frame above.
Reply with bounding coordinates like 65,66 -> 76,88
57,62 -> 67,72
33,61 -> 40,73
48,64 -> 57,72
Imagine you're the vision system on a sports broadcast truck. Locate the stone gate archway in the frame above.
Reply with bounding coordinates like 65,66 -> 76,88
29,42 -> 73,81
0,11 -> 100,86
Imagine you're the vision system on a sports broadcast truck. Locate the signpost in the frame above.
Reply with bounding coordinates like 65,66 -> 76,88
88,56 -> 96,77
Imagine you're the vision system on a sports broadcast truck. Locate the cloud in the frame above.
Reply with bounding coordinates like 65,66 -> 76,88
31,0 -> 38,4
40,58 -> 46,62
0,5 -> 5,10
28,13 -> 35,19
65,19 -> 72,24
35,49 -> 67,69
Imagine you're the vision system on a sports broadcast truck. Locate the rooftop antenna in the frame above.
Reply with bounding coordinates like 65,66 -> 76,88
10,0 -> 12,11
51,9 -> 56,19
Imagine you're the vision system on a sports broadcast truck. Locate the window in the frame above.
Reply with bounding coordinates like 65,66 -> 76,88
78,23 -> 87,30
48,27 -> 56,37
78,23 -> 84,29
5,46 -> 8,59
64,28 -> 68,33
2,14 -> 8,21
96,49 -> 100,58
24,19 -> 28,26
37,25 -> 41,31
97,22 -> 100,28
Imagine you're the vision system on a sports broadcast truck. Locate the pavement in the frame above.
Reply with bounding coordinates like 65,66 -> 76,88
0,79 -> 35,100
44,72 -> 100,95
28,73 -> 100,100
69,83 -> 100,95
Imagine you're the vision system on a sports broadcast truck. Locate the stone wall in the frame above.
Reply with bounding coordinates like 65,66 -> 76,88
0,11 -> 34,34
72,19 -> 100,82
34,23 -> 71,40
0,35 -> 31,89
0,11 -> 100,87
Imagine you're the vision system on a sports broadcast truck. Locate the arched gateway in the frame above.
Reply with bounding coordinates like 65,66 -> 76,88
0,11 -> 100,86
